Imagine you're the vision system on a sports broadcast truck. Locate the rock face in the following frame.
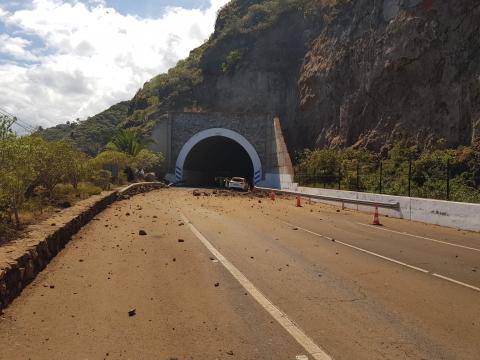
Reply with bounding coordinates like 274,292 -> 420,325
126,0 -> 480,153
296,0 -> 480,152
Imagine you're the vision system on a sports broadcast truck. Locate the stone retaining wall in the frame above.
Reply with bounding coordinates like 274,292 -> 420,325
0,182 -> 165,311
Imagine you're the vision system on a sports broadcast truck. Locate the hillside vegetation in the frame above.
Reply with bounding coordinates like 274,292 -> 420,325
1,118 -> 163,242
37,101 -> 130,156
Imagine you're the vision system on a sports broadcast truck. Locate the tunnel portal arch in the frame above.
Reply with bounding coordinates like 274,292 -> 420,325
175,128 -> 262,185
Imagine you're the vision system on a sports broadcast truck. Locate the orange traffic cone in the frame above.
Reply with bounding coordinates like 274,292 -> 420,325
270,191 -> 276,201
296,196 -> 302,207
372,206 -> 381,226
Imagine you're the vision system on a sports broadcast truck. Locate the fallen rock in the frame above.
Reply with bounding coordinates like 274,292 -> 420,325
128,308 -> 136,317
214,282 -> 220,287
139,230 -> 147,236
178,239 -> 185,243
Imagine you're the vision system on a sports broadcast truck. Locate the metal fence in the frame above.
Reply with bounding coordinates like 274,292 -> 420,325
295,159 -> 480,203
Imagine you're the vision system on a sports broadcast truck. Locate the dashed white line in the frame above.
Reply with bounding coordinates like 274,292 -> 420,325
281,221 -> 480,293
356,222 -> 480,253
181,213 -> 333,360
432,273 -> 480,292
282,221 -> 429,274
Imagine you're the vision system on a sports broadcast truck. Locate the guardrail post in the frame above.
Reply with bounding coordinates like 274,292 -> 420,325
446,159 -> 450,201
408,159 -> 412,197
379,160 -> 383,194
338,166 -> 341,190
356,162 -> 360,192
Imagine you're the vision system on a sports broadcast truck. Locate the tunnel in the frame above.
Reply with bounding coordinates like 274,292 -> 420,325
182,136 -> 254,187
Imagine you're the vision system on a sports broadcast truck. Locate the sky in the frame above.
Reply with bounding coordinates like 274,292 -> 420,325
0,0 -> 229,131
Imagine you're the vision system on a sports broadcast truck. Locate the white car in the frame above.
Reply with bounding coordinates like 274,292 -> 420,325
227,177 -> 249,191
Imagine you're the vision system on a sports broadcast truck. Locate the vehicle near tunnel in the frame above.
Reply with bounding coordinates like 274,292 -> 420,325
227,177 -> 249,191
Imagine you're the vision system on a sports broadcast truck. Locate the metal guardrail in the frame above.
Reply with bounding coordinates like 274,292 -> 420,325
256,187 -> 400,210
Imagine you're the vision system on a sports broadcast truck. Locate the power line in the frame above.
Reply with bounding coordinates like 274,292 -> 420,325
0,107 -> 37,133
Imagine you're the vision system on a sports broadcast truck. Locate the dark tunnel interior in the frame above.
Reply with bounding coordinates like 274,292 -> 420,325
183,136 -> 254,186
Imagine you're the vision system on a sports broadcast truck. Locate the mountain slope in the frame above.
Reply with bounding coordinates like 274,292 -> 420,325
42,0 -> 480,154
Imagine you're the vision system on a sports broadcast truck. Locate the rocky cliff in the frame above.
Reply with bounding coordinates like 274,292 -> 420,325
112,0 -> 480,154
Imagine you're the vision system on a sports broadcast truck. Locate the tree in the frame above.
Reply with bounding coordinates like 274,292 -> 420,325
0,114 -> 15,140
33,139 -> 73,197
63,144 -> 92,189
93,150 -> 130,184
106,128 -> 154,157
0,137 -> 38,228
133,149 -> 164,172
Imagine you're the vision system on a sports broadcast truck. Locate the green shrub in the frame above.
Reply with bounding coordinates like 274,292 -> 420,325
295,145 -> 480,203
91,169 -> 112,190
133,149 -> 164,173
221,49 -> 244,73
77,182 -> 103,196
53,183 -> 76,198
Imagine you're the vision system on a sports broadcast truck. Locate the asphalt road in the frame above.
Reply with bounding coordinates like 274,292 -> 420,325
0,188 -> 478,360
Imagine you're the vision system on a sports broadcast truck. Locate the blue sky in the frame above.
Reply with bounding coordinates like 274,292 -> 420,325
106,0 -> 213,17
0,0 -> 228,130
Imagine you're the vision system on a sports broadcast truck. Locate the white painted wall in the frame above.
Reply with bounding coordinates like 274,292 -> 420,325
294,186 -> 480,232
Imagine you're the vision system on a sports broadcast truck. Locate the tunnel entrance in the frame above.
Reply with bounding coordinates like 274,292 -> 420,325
182,136 -> 254,186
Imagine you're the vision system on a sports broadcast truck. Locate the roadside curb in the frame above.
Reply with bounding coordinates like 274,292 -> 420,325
0,182 -> 165,311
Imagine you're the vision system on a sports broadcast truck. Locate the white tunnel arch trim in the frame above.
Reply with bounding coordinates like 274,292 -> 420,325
175,128 -> 263,184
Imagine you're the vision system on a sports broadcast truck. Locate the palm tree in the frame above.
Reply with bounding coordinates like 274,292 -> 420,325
106,128 -> 154,157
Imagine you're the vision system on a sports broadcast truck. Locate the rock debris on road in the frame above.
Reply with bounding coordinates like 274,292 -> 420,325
0,188 -> 478,360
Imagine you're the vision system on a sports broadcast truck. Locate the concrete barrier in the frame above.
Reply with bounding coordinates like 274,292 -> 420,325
292,186 -> 480,232
0,182 -> 165,312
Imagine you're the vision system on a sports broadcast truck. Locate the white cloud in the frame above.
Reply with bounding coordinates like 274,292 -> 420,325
0,8 -> 8,19
0,0 -> 229,128
0,33 -> 38,61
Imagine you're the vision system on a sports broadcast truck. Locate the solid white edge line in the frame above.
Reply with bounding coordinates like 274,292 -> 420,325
180,213 -> 333,360
282,221 -> 480,293
281,221 -> 429,274
356,222 -> 480,253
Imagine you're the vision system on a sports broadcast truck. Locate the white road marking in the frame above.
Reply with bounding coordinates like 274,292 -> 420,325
282,221 -> 429,274
432,273 -> 480,292
282,221 -> 480,293
181,213 -> 332,360
356,223 -> 480,253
